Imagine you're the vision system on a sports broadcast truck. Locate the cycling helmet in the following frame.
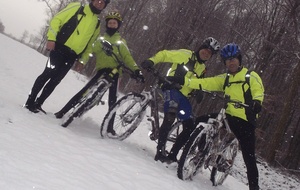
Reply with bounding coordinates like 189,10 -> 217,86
201,37 -> 220,54
220,43 -> 242,64
105,12 -> 123,22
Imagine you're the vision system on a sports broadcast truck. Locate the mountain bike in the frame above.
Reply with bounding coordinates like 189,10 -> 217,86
177,91 -> 247,186
61,40 -> 138,127
100,68 -> 183,156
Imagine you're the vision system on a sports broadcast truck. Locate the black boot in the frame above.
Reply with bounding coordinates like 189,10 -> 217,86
106,113 -> 116,135
155,112 -> 176,162
35,98 -> 46,114
54,110 -> 65,119
154,150 -> 169,162
107,124 -> 116,136
24,95 -> 39,113
167,151 -> 178,163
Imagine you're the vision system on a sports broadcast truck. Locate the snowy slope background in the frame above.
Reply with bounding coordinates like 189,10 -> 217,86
0,34 -> 299,190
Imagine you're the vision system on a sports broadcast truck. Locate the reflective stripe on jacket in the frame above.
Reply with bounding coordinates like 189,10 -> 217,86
149,49 -> 206,97
47,2 -> 100,55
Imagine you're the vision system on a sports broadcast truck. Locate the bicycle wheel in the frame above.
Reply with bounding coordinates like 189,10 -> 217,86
210,138 -> 238,186
177,126 -> 211,180
162,121 -> 183,156
100,93 -> 146,140
62,81 -> 108,127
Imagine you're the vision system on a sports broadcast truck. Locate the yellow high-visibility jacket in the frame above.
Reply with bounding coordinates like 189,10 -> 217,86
149,49 -> 206,97
186,67 -> 264,122
47,2 -> 100,55
81,32 -> 139,74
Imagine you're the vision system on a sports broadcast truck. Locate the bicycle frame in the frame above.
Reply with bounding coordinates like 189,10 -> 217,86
202,107 -> 236,169
126,77 -> 162,140
197,92 -> 240,169
177,91 -> 245,184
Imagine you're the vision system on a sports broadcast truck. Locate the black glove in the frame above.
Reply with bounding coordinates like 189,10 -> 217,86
174,63 -> 188,78
102,40 -> 113,56
161,82 -> 176,91
141,60 -> 154,71
251,100 -> 262,114
131,69 -> 145,83
166,76 -> 185,85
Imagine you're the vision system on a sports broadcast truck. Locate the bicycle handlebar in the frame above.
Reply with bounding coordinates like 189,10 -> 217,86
100,39 -> 138,81
146,67 -> 182,89
201,90 -> 249,108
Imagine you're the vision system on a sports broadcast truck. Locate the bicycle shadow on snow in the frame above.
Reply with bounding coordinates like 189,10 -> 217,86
62,116 -> 103,139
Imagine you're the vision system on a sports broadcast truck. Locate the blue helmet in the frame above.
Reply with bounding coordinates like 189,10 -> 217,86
220,43 -> 241,60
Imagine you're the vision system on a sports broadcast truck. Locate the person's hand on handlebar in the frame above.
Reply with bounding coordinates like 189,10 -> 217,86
102,40 -> 113,56
166,76 -> 184,85
131,69 -> 145,83
141,60 -> 154,72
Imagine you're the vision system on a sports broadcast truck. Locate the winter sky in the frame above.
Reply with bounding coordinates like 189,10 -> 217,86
0,0 -> 47,38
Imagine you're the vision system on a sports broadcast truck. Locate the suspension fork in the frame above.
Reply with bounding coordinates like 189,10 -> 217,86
149,88 -> 160,140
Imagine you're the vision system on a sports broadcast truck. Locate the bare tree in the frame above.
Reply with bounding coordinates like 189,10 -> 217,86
20,30 -> 29,43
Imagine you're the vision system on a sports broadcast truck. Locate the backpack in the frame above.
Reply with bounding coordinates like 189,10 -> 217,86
223,70 -> 252,90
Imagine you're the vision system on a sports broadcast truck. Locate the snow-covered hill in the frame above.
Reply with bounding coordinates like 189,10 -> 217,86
0,34 -> 299,190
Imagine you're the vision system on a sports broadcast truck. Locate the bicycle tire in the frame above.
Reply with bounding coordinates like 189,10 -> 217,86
62,82 -> 108,127
162,121 -> 184,157
210,138 -> 238,186
177,126 -> 210,180
100,93 -> 146,140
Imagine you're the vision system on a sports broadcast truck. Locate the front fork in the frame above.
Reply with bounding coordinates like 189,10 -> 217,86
148,94 -> 160,141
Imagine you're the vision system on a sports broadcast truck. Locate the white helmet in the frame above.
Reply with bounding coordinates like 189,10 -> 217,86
201,37 -> 220,54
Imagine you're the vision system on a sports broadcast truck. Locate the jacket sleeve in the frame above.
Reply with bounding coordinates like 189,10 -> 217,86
47,2 -> 81,41
148,49 -> 182,65
249,71 -> 264,103
119,40 -> 139,71
185,74 -> 226,91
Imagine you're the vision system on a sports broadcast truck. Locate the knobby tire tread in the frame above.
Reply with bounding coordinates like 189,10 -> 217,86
100,93 -> 145,140
62,82 -> 107,127
177,126 -> 209,180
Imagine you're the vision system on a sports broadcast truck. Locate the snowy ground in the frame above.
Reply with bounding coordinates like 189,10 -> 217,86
0,34 -> 299,190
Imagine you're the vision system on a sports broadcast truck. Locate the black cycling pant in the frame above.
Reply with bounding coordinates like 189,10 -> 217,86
168,118 -> 195,158
156,112 -> 177,153
28,44 -> 77,106
168,113 -> 219,158
227,115 -> 259,189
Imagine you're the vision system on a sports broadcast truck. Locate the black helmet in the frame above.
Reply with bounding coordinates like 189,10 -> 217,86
200,37 -> 220,54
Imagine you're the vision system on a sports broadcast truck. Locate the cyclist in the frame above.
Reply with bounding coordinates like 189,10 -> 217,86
172,43 -> 264,190
24,0 -> 110,113
141,37 -> 220,163
55,12 -> 144,134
